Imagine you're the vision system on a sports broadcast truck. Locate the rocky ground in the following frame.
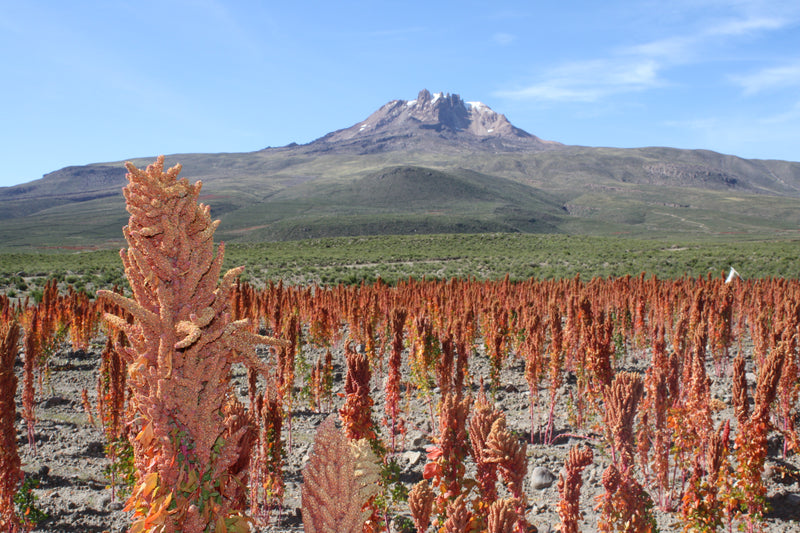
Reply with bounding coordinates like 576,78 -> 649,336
11,337 -> 800,533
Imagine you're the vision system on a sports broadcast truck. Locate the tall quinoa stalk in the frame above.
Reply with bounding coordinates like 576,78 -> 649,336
97,156 -> 285,533
0,320 -> 23,532
557,444 -> 594,533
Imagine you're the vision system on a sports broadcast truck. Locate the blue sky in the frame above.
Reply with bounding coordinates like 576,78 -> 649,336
2,0 -> 799,188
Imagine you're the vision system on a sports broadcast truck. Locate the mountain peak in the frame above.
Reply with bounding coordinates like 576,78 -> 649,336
309,89 -> 560,153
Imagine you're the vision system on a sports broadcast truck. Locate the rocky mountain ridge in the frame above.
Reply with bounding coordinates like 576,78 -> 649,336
2,89 -> 800,247
306,89 -> 560,153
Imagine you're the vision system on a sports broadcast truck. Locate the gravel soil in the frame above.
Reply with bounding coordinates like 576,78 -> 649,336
11,337 -> 800,533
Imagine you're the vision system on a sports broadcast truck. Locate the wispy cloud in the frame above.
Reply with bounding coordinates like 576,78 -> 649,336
663,104 -> 800,160
492,32 -> 515,46
362,26 -> 427,38
624,35 -> 694,62
706,15 -> 787,36
627,13 -> 791,62
731,61 -> 800,94
760,99 -> 800,123
496,7 -> 797,104
664,116 -> 721,131
497,58 -> 661,102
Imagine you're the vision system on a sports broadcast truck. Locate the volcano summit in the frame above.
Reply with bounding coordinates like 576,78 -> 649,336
306,89 -> 561,154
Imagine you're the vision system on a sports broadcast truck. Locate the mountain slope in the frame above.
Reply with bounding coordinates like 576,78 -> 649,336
1,90 -> 800,249
0,164 -> 127,220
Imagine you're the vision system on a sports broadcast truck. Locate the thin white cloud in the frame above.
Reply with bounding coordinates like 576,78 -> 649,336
363,26 -> 427,38
760,99 -> 800,124
664,108 -> 800,160
626,13 -> 791,64
492,32 -> 515,46
497,7 -> 797,105
497,59 -> 660,102
706,15 -> 787,36
174,0 -> 270,61
731,61 -> 800,94
664,117 -> 721,131
625,35 -> 694,62
499,84 -> 601,103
